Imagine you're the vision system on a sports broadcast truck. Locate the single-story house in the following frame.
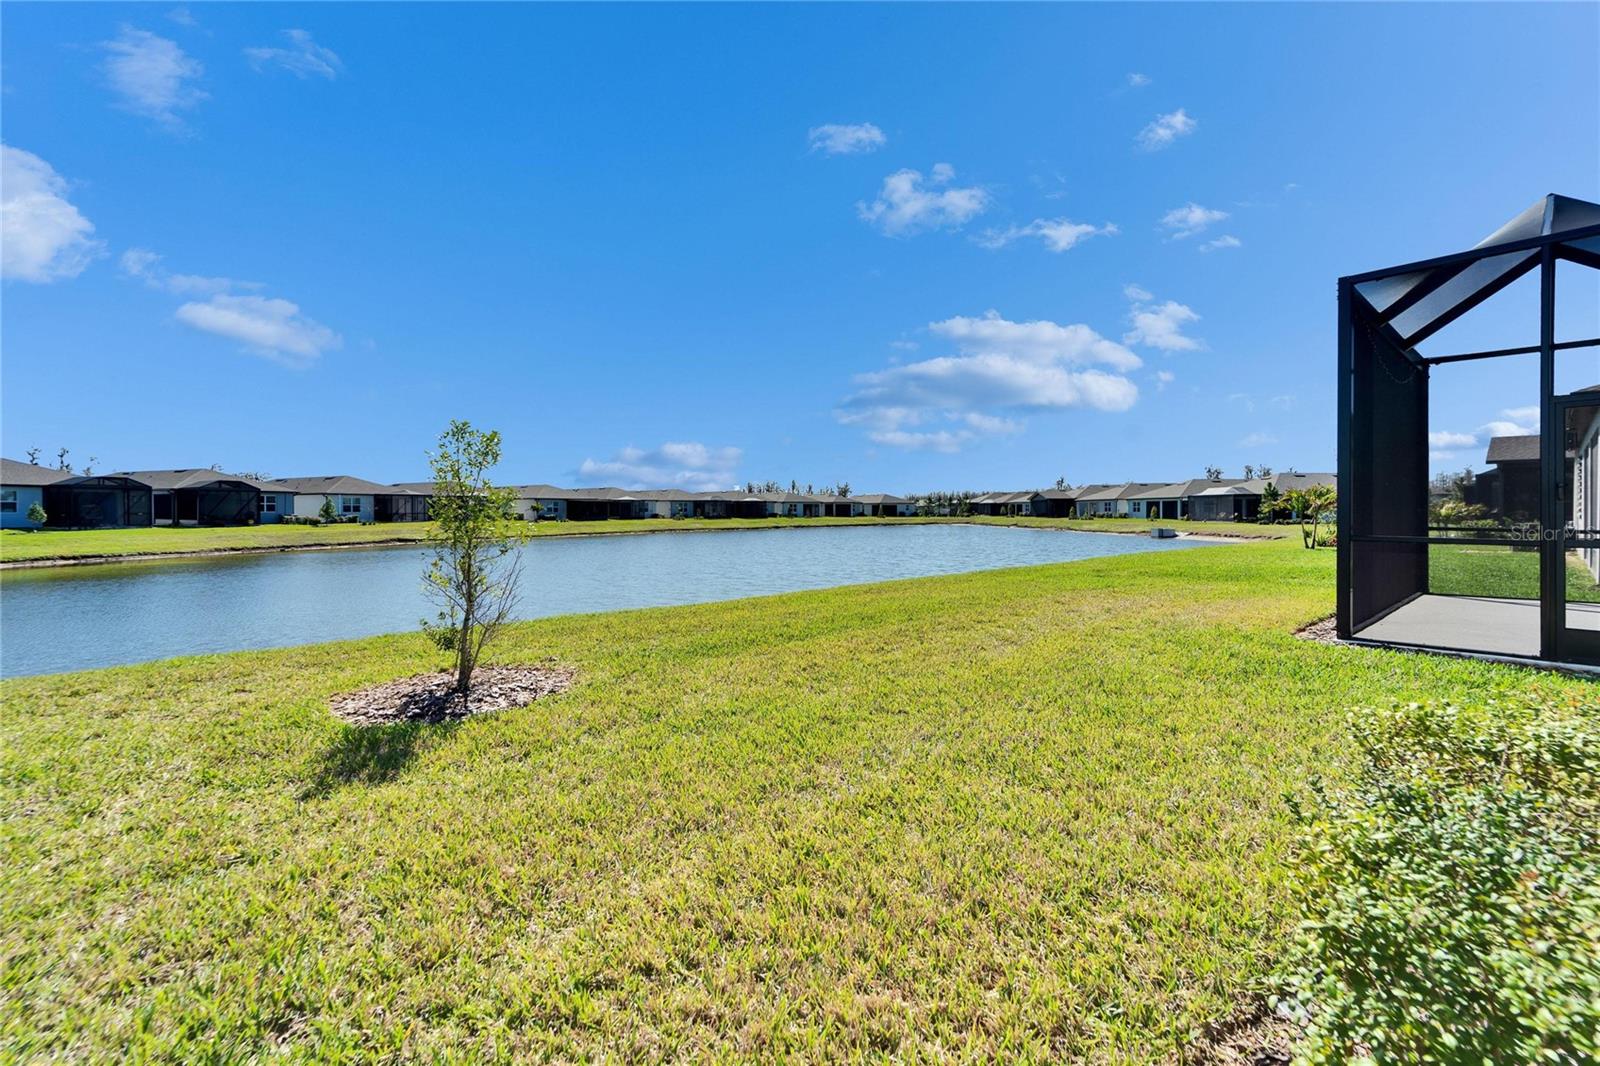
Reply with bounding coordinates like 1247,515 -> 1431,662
1466,435 -> 1539,522
742,491 -> 822,518
119,469 -> 279,526
1033,488 -> 1079,517
852,493 -> 915,517
970,491 -> 1041,516
1072,484 -> 1124,517
813,494 -> 863,517
1075,483 -> 1174,518
272,476 -> 414,523
1,458 -> 69,529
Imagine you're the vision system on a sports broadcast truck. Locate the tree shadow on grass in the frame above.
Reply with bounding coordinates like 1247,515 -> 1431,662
300,720 -> 458,799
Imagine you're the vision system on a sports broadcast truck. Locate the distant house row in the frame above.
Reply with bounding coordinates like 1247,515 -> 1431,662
0,456 -> 1340,532
0,460 -> 920,529
969,472 -> 1337,521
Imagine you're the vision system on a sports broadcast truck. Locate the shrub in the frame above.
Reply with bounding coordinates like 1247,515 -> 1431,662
1277,694 -> 1600,1063
26,501 -> 46,525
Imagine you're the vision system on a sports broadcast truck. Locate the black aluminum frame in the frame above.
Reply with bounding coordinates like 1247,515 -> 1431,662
1337,220 -> 1600,664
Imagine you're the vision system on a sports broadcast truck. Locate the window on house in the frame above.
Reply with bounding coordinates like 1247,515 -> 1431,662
1,490 -> 16,513
341,496 -> 362,515
259,494 -> 276,513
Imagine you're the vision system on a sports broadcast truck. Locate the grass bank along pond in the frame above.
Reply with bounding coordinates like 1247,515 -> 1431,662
0,522 -> 1211,677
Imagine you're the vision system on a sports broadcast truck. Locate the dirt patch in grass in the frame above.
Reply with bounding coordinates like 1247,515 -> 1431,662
1191,1003 -> 1298,1065
331,664 -> 575,725
1294,614 -> 1339,644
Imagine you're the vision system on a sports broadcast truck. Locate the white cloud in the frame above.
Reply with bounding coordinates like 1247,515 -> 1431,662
577,442 -> 742,491
1,146 -> 105,283
1199,234 -> 1242,252
978,217 -> 1118,253
1161,202 -> 1228,239
245,30 -> 343,80
858,164 -> 989,236
120,247 -> 261,295
175,293 -> 340,365
1123,287 -> 1203,352
167,8 -> 197,28
102,27 -> 205,128
838,310 -> 1142,451
1428,430 -> 1478,449
1480,419 -> 1535,439
1127,73 -> 1151,88
1238,431 -> 1278,448
1270,394 -> 1296,410
888,339 -> 919,352
1136,108 -> 1196,151
1501,405 -> 1539,425
1154,370 -> 1175,390
931,311 -> 1143,372
807,122 -> 885,155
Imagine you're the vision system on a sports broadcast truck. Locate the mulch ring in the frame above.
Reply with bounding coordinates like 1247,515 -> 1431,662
1190,1003 -> 1300,1065
1294,614 -> 1340,645
330,663 -> 576,726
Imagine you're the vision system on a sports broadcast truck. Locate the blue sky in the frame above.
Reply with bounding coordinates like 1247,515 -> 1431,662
3,3 -> 1597,492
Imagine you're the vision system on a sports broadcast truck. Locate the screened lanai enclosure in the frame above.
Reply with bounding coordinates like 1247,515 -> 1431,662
1338,193 -> 1600,666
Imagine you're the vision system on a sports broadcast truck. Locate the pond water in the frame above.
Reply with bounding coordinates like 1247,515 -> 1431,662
0,523 -> 1210,677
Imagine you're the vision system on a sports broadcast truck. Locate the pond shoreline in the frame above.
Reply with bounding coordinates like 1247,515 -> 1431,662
0,518 -> 1273,571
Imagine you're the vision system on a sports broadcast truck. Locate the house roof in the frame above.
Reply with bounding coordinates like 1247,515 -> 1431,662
117,468 -> 277,491
1354,194 -> 1600,347
271,475 -> 410,495
1070,483 -> 1125,502
1271,471 -> 1337,492
0,458 -> 71,487
852,493 -> 911,504
1485,434 -> 1540,464
1037,488 -> 1078,500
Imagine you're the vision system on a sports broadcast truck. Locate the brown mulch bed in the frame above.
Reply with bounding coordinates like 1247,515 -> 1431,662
330,664 -> 576,726
1294,614 -> 1340,645
1189,1004 -> 1299,1065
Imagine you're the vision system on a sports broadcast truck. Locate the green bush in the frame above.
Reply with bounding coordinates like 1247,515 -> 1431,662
1277,694 -> 1600,1063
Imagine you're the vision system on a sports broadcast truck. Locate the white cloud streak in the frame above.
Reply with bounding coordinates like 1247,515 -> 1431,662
977,218 -> 1118,253
175,294 -> 341,366
120,247 -> 262,296
807,122 -> 885,155
857,164 -> 989,236
1161,202 -> 1228,239
577,442 -> 742,491
1199,234 -> 1242,252
838,310 -> 1143,452
101,26 -> 205,128
245,30 -> 343,80
1,146 -> 105,283
1136,108 -> 1196,151
1123,287 -> 1203,351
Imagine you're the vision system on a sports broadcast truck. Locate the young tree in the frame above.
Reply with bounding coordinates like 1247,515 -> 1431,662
26,501 -> 47,526
1259,482 -> 1283,524
1054,476 -> 1071,491
319,496 -> 339,523
837,481 -> 851,498
55,447 -> 71,473
422,420 -> 527,694
1242,464 -> 1256,480
1284,484 -> 1337,549
1204,464 -> 1223,482
82,456 -> 98,476
1258,464 -> 1274,479
24,447 -> 39,465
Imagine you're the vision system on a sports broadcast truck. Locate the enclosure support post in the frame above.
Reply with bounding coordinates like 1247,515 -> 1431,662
1539,245 -> 1558,660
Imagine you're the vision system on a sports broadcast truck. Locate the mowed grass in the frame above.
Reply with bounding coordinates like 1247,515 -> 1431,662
5,536 -> 1568,1061
0,514 -> 1280,565
1428,541 -> 1600,602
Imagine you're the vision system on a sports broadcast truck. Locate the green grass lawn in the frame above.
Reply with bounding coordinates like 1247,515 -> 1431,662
6,536 -> 1565,1061
1428,542 -> 1600,602
0,514 -> 1282,565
